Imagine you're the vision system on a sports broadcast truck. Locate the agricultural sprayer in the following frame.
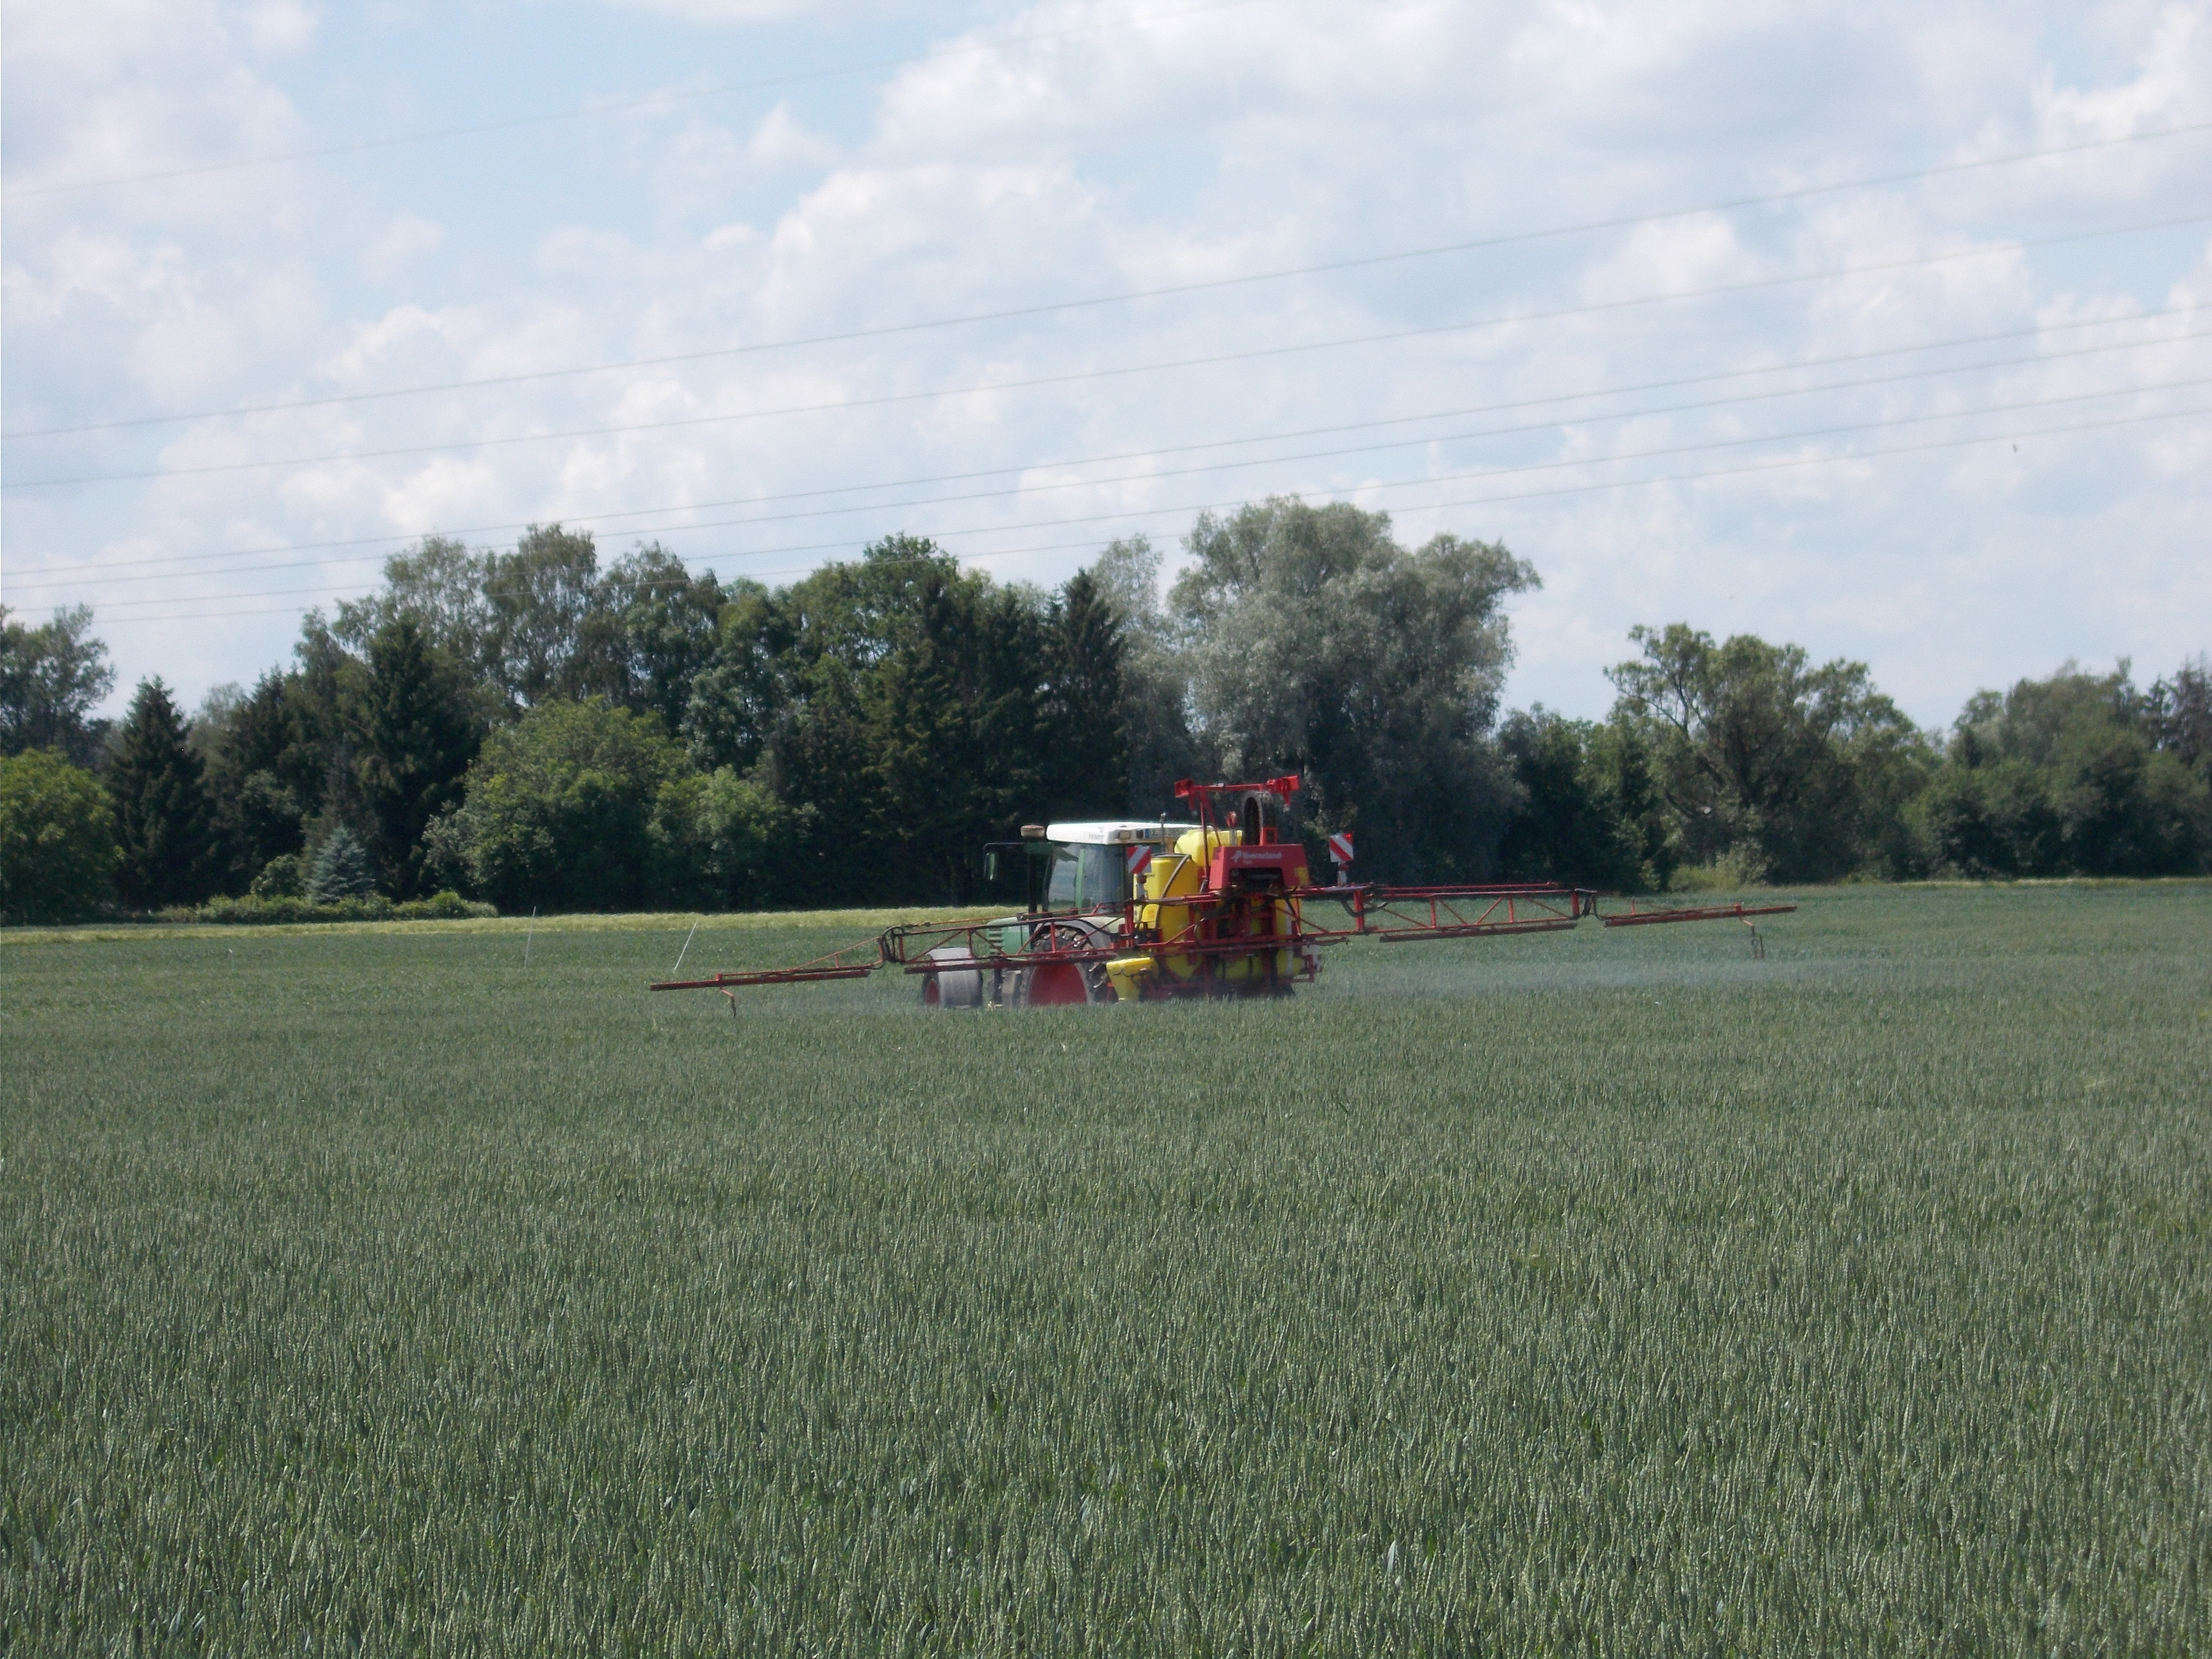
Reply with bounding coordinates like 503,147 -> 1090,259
650,775 -> 1794,1010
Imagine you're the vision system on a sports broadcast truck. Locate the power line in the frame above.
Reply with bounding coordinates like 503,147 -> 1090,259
12,133 -> 2212,443
50,377 -> 2212,615
17,320 -> 2208,597
1382,401 -> 2212,518
14,306 -> 2205,593
637,368 -> 2212,534
12,209 -> 2209,490
17,293 -> 2200,480
0,0 -> 1272,202
84,398 -> 2212,628
127,369 -> 2212,555
16,284 -> 2205,499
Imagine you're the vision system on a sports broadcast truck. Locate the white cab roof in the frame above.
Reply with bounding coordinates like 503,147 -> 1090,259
1046,820 -> 1202,845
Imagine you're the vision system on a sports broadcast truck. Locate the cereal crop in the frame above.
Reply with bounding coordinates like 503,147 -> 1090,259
4,882 -> 2208,1653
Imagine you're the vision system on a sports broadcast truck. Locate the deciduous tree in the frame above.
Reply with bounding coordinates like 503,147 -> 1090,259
594,544 -> 725,736
0,748 -> 118,923
483,524 -> 600,709
1495,710 -> 1672,891
0,604 -> 115,768
1608,625 -> 1930,882
331,536 -> 492,670
1171,498 -> 1536,881
1924,661 -> 2212,877
440,697 -> 693,912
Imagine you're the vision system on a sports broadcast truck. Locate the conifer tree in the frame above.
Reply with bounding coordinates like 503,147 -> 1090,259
109,678 -> 211,909
1045,569 -> 1128,817
308,826 -> 376,902
353,615 -> 481,896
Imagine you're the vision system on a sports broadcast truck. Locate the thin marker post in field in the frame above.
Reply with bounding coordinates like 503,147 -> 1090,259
525,908 -> 537,968
673,916 -> 701,976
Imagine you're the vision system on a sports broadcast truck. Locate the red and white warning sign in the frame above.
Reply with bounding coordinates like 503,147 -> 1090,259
1327,831 -> 1355,866
1126,843 -> 1154,879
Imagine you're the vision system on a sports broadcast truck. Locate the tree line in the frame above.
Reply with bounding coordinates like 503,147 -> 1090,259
3,498 -> 2208,924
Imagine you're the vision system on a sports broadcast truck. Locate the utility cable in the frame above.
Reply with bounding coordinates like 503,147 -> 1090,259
48,377 -> 2212,615
12,140 -> 2212,441
17,292 -> 2202,476
15,288 -> 2204,496
16,320 -> 2207,597
92,397 -> 2212,627
12,312 -> 2204,590
18,301 -> 2203,580
29,310 -> 2212,533
12,209 -> 2210,488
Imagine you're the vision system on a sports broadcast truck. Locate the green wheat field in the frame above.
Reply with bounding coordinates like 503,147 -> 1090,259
4,882 -> 2209,1654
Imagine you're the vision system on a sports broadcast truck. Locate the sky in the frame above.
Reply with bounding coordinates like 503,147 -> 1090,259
4,0 -> 2209,731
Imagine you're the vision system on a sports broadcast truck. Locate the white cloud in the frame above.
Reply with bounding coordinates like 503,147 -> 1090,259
605,0 -> 915,21
2036,2 -> 2211,136
1,0 -> 311,193
365,215 -> 445,274
244,0 -> 320,56
5,0 -> 2209,722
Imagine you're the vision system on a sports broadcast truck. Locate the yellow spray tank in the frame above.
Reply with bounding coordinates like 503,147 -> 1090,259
652,771 -> 1800,1011
1132,825 -> 1235,984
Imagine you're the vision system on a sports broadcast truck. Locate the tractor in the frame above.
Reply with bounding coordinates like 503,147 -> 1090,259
651,775 -> 1795,1010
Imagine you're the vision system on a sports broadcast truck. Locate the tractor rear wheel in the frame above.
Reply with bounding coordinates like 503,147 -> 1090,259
1008,918 -> 1115,1007
1015,961 -> 1095,1005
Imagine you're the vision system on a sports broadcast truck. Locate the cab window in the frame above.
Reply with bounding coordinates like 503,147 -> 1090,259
1046,844 -> 1126,910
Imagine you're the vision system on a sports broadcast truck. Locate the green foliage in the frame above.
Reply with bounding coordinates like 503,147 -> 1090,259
2146,655 -> 2211,780
649,765 -> 810,910
331,534 -> 492,668
1044,569 -> 1129,817
250,853 -> 306,899
591,543 -> 726,737
1172,498 -> 1538,880
483,523 -> 603,709
442,697 -> 692,911
1495,709 -> 1672,890
1916,662 -> 2212,878
201,673 -> 307,894
268,621 -> 356,827
173,890 -> 496,925
55,512 -> 2203,906
108,678 -> 215,910
3,885 -> 2207,1650
351,615 -> 484,896
307,826 -> 376,902
0,748 -> 118,923
1089,534 -> 1199,813
689,537 -> 1116,906
0,604 -> 116,769
679,580 -> 781,774
1609,624 -> 1933,882
391,890 -> 496,922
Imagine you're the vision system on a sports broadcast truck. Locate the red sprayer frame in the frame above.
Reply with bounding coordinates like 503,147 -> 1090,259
651,773 -> 1797,1006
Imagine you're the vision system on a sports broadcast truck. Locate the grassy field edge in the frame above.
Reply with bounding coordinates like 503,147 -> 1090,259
7,875 -> 2208,949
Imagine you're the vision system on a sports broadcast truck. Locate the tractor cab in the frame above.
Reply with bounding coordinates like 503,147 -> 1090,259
985,820 -> 1200,915
654,767 -> 1800,1014
1044,821 -> 1201,911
